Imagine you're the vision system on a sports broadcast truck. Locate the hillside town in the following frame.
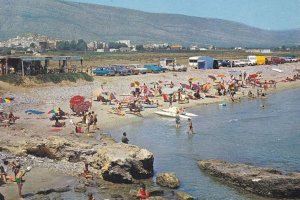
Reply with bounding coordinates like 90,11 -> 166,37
0,33 -> 283,55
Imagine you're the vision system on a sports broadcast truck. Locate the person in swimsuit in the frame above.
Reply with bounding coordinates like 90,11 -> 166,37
188,118 -> 194,134
137,183 -> 150,200
15,165 -> 26,198
175,111 -> 180,129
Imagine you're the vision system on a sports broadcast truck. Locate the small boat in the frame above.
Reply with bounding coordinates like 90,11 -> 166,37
162,107 -> 198,117
155,111 -> 191,119
219,103 -> 227,107
272,68 -> 283,73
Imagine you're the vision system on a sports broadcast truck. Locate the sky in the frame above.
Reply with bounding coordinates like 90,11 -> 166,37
68,0 -> 300,30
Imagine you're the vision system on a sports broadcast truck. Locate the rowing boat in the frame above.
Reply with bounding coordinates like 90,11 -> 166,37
155,111 -> 191,119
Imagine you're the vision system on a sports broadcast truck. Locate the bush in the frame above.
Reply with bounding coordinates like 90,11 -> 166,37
35,72 -> 94,84
0,73 -> 93,85
0,74 -> 24,85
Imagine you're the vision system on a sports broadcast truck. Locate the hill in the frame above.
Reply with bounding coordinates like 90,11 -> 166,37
0,0 -> 299,47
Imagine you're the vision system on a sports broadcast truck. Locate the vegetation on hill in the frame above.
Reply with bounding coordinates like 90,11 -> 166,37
0,0 -> 299,47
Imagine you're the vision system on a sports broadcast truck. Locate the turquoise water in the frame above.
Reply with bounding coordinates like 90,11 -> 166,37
109,88 -> 300,200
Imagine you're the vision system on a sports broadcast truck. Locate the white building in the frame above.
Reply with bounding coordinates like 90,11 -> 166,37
117,40 -> 131,47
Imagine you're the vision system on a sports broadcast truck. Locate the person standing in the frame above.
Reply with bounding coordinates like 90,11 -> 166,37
187,118 -> 194,134
121,132 -> 129,144
92,112 -> 98,130
86,113 -> 91,133
175,111 -> 180,129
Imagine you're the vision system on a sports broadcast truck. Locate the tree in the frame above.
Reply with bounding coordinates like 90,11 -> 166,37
136,45 -> 144,51
30,43 -> 36,48
70,40 -> 77,50
108,42 -> 128,49
76,39 -> 87,51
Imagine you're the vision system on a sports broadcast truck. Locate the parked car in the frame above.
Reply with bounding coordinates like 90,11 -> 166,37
93,67 -> 115,76
111,65 -> 132,76
165,64 -> 187,72
144,64 -> 166,73
218,60 -> 231,67
128,64 -> 150,74
232,60 -> 246,67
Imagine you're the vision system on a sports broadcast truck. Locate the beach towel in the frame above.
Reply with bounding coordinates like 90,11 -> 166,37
25,110 -> 45,115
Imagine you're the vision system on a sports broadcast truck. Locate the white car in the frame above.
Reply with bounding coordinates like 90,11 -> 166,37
165,64 -> 187,72
128,64 -> 150,74
232,60 -> 246,67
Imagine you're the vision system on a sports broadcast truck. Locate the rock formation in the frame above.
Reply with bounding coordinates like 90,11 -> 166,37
198,159 -> 300,198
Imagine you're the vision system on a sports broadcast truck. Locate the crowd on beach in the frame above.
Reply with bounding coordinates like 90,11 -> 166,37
1,65 -> 300,199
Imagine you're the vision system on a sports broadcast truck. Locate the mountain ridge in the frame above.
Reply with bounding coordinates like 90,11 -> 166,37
0,0 -> 299,47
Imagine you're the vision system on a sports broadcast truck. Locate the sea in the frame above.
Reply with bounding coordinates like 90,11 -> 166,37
109,88 -> 300,200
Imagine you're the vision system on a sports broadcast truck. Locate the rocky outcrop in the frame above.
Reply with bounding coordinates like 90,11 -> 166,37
0,136 -> 154,184
89,143 -> 154,183
175,191 -> 195,200
198,159 -> 300,198
156,172 -> 180,189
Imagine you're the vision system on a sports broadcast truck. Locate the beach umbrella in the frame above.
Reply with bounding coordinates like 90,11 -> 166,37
208,75 -> 216,81
249,74 -> 258,79
191,83 -> 200,90
130,81 -> 140,87
93,89 -> 103,97
73,101 -> 92,114
217,74 -> 225,78
189,77 -> 200,82
202,83 -> 212,91
70,95 -> 85,106
48,109 -> 58,114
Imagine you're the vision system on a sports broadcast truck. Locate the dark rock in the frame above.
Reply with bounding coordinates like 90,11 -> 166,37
51,193 -> 63,200
175,191 -> 195,200
74,183 -> 87,193
198,159 -> 300,198
156,172 -> 180,189
129,189 -> 138,197
148,187 -> 164,196
149,197 -> 167,200
29,194 -> 51,200
36,185 -> 71,195
111,193 -> 124,199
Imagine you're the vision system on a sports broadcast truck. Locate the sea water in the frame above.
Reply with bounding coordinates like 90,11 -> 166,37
109,88 -> 300,200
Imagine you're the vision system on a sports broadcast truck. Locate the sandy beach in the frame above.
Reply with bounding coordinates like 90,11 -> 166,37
1,62 -> 300,133
1,62 -> 300,199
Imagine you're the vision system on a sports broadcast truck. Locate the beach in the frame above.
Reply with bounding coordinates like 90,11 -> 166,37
1,62 -> 300,199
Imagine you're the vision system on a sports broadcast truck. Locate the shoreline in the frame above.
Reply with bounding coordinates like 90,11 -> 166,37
100,80 -> 300,131
1,63 -> 300,199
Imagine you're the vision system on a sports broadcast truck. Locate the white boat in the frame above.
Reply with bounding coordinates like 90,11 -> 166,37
155,111 -> 191,119
142,104 -> 158,108
161,107 -> 198,117
272,68 -> 283,73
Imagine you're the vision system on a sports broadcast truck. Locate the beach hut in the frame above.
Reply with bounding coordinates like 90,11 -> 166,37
196,56 -> 219,70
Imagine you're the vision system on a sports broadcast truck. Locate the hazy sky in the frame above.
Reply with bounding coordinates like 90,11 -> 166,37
68,0 -> 300,30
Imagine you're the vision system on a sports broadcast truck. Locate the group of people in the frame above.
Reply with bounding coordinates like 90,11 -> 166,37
0,110 -> 17,127
80,111 -> 98,133
0,159 -> 29,198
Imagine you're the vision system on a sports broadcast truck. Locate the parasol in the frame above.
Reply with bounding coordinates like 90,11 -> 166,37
208,75 -> 216,81
73,101 -> 92,114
